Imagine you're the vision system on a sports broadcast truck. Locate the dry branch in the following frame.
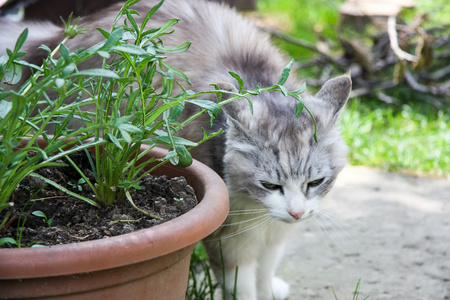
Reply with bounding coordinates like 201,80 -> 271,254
262,9 -> 450,107
387,17 -> 417,62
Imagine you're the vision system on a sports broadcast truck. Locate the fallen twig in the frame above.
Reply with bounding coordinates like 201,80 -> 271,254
405,71 -> 449,96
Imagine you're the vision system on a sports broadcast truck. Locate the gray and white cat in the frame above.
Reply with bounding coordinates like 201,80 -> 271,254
0,1 -> 351,299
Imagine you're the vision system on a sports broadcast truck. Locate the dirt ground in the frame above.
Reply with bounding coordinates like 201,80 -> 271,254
278,166 -> 450,300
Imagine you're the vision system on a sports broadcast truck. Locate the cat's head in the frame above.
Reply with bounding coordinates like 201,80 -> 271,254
220,76 -> 351,223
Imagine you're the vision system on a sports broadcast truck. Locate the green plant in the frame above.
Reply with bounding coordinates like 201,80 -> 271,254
0,0 -> 309,233
0,196 -> 42,248
186,242 -> 219,300
332,278 -> 370,300
32,210 -> 53,227
0,16 -> 106,231
67,178 -> 86,192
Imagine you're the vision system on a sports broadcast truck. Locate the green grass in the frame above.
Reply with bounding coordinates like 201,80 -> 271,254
333,278 -> 370,300
258,0 -> 344,61
341,99 -> 450,178
410,0 -> 450,26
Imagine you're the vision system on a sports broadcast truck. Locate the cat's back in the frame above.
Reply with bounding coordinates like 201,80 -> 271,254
145,0 -> 287,89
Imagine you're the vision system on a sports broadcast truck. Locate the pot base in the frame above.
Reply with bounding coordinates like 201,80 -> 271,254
0,244 -> 196,299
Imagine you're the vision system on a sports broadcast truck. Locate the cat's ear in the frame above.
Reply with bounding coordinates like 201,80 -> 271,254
315,75 -> 352,118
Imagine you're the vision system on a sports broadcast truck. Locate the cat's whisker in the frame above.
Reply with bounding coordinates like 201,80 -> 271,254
227,208 -> 267,216
312,214 -> 345,252
320,208 -> 368,230
311,216 -> 340,259
313,211 -> 363,254
318,210 -> 366,250
214,215 -> 272,240
221,213 -> 269,227
233,217 -> 276,253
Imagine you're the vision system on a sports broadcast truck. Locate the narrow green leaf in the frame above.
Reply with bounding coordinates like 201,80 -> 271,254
168,103 -> 184,121
277,59 -> 294,85
96,27 -> 110,39
38,44 -> 52,54
279,85 -> 288,97
97,51 -> 110,59
113,0 -> 142,26
295,99 -> 304,118
167,149 -> 179,165
0,100 -> 12,119
161,69 -> 174,97
0,237 -> 17,247
55,78 -> 65,88
107,133 -> 123,150
304,105 -> 318,143
14,60 -> 43,72
160,61 -> 191,85
13,29 -> 28,54
144,135 -> 197,147
157,42 -> 191,54
14,52 -> 27,59
174,145 -> 192,167
69,69 -> 119,79
0,55 -> 7,67
118,123 -> 142,133
144,100 -> 184,127
126,11 -> 140,34
111,44 -> 147,55
100,27 -> 124,51
32,211 -> 47,218
30,173 -> 99,207
62,63 -> 76,77
119,129 -> 132,143
145,18 -> 179,40
141,0 -> 165,30
228,71 -> 244,93
187,100 -> 221,118
4,63 -> 22,85
294,82 -> 307,95
0,93 -> 26,132
60,43 -> 71,63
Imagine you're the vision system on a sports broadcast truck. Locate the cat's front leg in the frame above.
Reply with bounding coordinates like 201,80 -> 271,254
257,243 -> 290,300
223,260 -> 258,300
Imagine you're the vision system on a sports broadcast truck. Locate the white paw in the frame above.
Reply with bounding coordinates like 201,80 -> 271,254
271,277 -> 290,300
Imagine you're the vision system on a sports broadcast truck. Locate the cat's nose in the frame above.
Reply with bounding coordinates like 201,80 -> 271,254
288,210 -> 305,220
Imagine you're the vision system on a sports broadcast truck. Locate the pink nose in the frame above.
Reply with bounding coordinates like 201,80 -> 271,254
289,210 -> 305,220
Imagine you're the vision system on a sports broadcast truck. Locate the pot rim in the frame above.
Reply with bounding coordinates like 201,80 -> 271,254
0,144 -> 229,279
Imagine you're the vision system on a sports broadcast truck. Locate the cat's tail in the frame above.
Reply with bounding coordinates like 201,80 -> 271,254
0,18 -> 62,59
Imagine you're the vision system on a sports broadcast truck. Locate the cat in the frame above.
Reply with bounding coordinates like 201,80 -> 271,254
0,1 -> 351,299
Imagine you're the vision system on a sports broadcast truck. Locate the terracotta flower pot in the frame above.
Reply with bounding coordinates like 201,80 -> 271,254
0,144 -> 229,299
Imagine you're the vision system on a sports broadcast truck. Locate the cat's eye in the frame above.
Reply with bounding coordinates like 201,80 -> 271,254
308,178 -> 325,188
261,181 -> 283,193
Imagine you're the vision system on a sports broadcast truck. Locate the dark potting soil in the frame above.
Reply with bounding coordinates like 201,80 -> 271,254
0,151 -> 197,248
